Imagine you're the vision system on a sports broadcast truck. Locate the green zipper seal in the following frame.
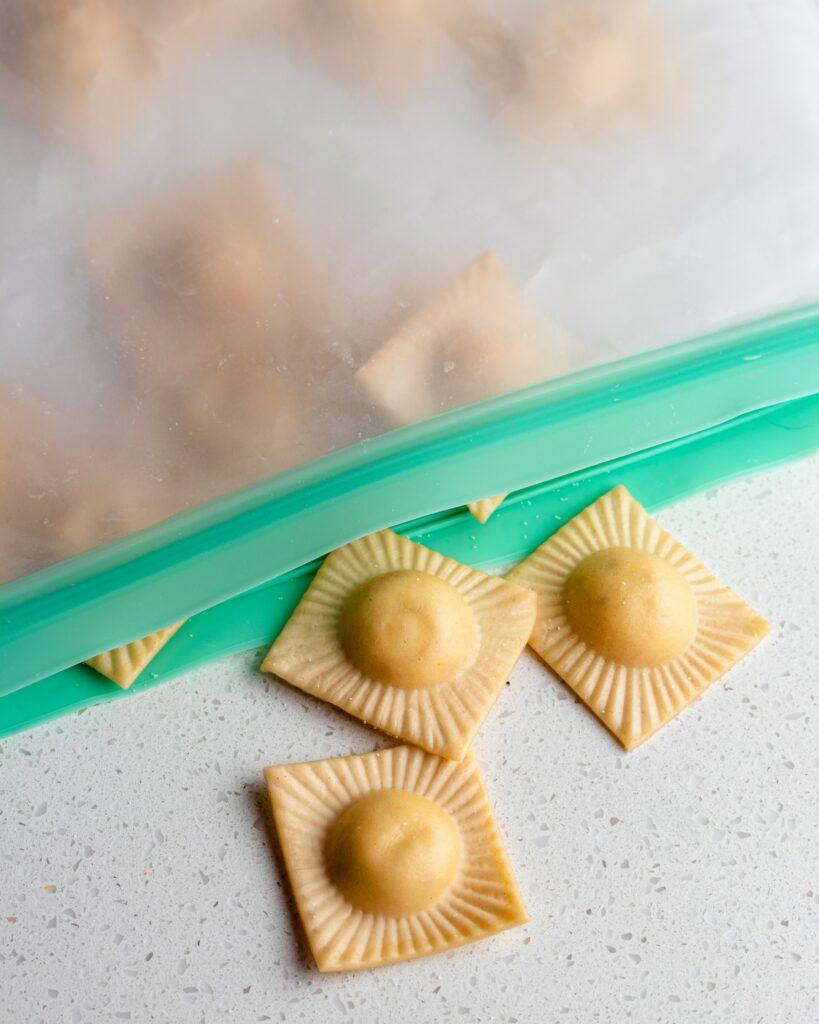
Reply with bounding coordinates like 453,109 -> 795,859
1,304 -> 818,698
1,392 -> 817,740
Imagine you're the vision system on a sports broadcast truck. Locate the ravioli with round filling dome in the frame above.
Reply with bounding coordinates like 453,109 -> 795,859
507,485 -> 769,750
261,529 -> 536,760
264,744 -> 526,971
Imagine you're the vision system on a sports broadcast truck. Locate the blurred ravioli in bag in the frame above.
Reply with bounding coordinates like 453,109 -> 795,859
0,385 -> 183,574
0,0 -> 155,140
275,0 -> 454,98
356,250 -> 574,424
86,165 -> 332,492
460,0 -> 683,147
0,388 -> 63,582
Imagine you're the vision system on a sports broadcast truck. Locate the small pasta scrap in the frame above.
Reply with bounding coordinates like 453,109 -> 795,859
86,623 -> 186,690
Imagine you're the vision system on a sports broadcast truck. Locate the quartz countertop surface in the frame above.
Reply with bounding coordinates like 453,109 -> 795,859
1,457 -> 817,1024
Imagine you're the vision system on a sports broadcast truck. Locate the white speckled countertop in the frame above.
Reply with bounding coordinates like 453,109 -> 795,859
1,458 -> 817,1024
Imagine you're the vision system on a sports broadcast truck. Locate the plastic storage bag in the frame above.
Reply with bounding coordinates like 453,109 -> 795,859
1,0 -> 818,711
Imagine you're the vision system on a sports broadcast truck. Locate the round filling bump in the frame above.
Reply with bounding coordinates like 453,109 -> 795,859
563,547 -> 698,667
338,570 -> 478,689
323,789 -> 463,917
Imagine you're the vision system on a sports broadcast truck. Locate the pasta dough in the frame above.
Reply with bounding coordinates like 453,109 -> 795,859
85,623 -> 185,689
508,485 -> 769,749
261,529 -> 536,760
468,493 -> 507,524
264,744 -> 526,971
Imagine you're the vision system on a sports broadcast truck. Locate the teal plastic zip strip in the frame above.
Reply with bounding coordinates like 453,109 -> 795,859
1,304 -> 819,697
1,392 -> 816,740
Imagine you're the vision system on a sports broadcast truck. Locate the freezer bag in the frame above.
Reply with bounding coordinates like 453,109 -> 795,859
1,0 -> 819,713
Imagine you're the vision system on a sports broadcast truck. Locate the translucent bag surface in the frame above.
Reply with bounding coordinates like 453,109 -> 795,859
2,0 -> 819,584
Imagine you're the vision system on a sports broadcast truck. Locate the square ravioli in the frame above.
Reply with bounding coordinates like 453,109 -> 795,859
261,530 -> 536,760
264,745 -> 527,971
88,165 -> 319,373
87,165 -> 324,485
508,486 -> 769,749
355,251 -> 564,425
86,623 -> 185,689
0,0 -> 154,134
501,0 -> 679,145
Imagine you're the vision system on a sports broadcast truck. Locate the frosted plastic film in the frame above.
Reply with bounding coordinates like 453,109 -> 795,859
2,0 -> 819,584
